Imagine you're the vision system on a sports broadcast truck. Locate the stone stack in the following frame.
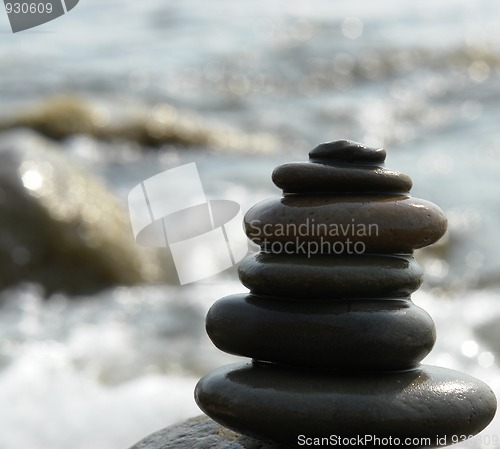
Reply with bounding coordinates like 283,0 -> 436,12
195,141 -> 497,447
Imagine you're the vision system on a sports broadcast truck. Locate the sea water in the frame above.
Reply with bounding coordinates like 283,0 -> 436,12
1,0 -> 500,448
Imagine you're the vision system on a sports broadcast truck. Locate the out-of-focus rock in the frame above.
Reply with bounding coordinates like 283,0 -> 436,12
3,96 -> 105,141
0,130 -> 174,296
0,96 -> 277,152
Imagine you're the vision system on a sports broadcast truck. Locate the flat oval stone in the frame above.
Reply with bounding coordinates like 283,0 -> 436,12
239,253 -> 423,299
196,362 -> 497,447
308,140 -> 386,165
244,195 -> 447,254
272,162 -> 412,194
206,295 -> 435,370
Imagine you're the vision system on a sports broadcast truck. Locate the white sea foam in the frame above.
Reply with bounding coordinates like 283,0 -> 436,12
0,283 -> 498,449
0,282 -> 240,449
0,353 -> 199,449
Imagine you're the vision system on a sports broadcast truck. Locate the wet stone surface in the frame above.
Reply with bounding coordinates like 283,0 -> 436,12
192,141 -> 495,447
206,295 -> 436,370
238,253 -> 423,298
196,363 -> 497,447
308,140 -> 387,165
272,162 -> 413,194
244,195 -> 447,254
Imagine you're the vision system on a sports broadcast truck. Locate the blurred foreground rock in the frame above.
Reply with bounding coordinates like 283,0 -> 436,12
0,130 -> 174,296
130,416 -> 283,449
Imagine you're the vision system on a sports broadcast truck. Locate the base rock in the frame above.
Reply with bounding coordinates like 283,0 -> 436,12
129,415 -> 284,449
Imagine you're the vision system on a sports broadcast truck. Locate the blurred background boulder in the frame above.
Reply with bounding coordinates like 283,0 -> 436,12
0,130 -> 174,296
0,95 -> 277,152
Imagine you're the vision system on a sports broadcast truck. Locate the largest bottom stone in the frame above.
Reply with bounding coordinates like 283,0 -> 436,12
195,362 -> 496,448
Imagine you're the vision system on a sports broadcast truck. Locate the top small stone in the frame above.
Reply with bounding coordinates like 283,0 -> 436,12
309,140 -> 386,165
272,140 -> 411,194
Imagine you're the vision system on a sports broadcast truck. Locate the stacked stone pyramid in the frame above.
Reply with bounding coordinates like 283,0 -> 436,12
195,140 -> 496,447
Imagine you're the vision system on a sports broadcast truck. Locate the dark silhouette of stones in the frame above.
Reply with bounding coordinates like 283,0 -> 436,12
272,162 -> 412,194
239,253 -> 423,298
308,139 -> 386,164
195,140 -> 497,447
273,140 -> 412,194
207,296 -> 435,370
245,195 -> 447,253
197,363 -> 496,447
